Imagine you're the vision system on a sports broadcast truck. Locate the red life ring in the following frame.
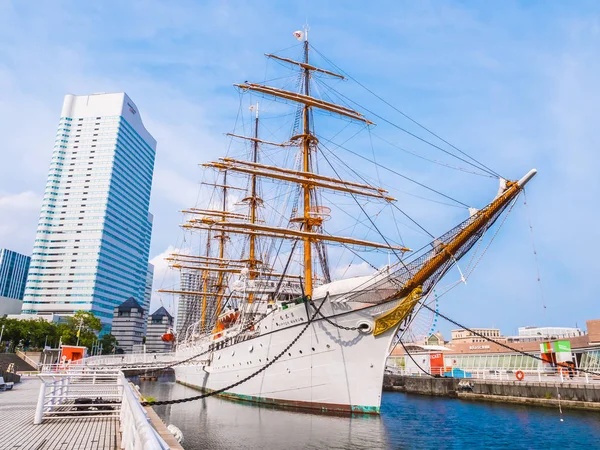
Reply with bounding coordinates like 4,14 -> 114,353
515,370 -> 525,381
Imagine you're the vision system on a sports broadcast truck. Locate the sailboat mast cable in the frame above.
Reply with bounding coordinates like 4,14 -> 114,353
366,128 -> 496,178
309,44 -> 502,179
317,78 -> 497,178
319,148 -> 407,264
318,135 -> 470,209
319,141 -> 436,239
523,190 -> 548,325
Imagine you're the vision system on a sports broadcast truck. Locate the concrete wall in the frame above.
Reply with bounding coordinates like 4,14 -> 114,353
383,374 -> 600,405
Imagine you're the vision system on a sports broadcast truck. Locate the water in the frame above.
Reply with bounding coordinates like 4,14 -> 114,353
138,376 -> 600,449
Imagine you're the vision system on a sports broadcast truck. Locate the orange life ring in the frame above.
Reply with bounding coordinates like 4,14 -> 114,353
515,370 -> 525,381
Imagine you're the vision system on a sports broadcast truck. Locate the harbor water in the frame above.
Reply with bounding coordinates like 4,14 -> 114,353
138,376 -> 600,449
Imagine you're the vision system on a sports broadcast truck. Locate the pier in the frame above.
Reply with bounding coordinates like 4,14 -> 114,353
0,367 -> 182,450
383,372 -> 600,411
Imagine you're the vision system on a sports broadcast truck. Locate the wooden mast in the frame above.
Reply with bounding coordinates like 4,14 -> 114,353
200,229 -> 210,331
214,171 -> 228,318
301,33 -> 314,298
247,103 -> 260,303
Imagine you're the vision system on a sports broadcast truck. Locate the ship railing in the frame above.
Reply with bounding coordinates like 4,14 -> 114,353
79,353 -> 180,368
389,366 -> 600,383
34,368 -> 170,449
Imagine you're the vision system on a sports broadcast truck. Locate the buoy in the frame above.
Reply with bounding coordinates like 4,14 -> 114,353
161,332 -> 175,342
167,424 -> 184,444
515,370 -> 525,381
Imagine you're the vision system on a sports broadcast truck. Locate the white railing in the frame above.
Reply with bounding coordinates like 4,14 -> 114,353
35,369 -> 122,423
34,368 -> 169,450
83,352 -> 179,368
120,375 -> 170,450
388,366 -> 599,384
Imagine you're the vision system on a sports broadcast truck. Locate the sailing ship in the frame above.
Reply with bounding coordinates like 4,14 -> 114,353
163,29 -> 536,414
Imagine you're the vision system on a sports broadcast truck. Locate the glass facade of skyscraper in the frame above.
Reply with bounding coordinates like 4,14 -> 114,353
0,248 -> 31,300
21,93 -> 156,330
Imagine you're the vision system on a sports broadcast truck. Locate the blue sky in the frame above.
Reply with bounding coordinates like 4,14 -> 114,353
0,0 -> 598,337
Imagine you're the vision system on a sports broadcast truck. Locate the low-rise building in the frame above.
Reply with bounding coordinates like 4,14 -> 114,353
451,328 -> 502,344
111,298 -> 146,353
146,307 -> 174,353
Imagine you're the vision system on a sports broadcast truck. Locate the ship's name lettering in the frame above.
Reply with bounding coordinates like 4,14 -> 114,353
277,318 -> 303,327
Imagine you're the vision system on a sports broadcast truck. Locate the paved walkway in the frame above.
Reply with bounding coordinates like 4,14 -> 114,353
0,378 -> 118,450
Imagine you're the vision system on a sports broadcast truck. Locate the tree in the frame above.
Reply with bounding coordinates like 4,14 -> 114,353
99,333 -> 118,355
61,311 -> 103,349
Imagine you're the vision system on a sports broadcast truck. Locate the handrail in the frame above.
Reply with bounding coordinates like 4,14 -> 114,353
33,367 -> 170,449
119,373 -> 170,450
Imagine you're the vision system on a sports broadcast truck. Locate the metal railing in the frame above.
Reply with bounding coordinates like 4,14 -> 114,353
34,368 -> 169,450
120,374 -> 169,450
388,366 -> 600,383
82,352 -> 179,369
35,369 -> 122,423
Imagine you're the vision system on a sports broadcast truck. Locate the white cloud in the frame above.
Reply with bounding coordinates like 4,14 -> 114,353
148,245 -> 184,316
0,191 -> 42,254
332,261 -> 374,280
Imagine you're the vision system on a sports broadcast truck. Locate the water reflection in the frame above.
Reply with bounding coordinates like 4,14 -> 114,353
138,374 -> 600,450
137,374 -> 388,450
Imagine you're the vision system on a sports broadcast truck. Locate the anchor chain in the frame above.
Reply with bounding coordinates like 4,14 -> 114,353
140,293 -> 329,406
307,301 -> 359,331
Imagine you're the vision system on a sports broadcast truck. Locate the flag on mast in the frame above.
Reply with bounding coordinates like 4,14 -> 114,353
293,30 -> 304,41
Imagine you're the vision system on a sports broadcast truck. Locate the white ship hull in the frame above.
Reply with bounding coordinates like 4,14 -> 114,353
173,297 -> 402,414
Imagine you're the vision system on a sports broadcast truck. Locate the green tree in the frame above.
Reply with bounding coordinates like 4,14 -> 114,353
0,311 -> 104,353
99,333 -> 118,355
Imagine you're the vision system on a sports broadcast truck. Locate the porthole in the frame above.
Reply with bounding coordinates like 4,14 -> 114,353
312,347 -> 315,351
299,350 -> 303,354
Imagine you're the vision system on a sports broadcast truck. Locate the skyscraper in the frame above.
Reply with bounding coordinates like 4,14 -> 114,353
176,271 -> 219,336
0,248 -> 30,300
177,271 -> 203,335
0,248 -> 31,315
22,93 -> 156,331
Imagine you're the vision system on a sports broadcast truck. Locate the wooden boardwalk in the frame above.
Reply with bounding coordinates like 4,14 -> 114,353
0,378 -> 119,450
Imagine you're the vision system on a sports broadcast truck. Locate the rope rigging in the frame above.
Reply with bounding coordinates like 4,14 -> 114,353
309,44 -> 502,179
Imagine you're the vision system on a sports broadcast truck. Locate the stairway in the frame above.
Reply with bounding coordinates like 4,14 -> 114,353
0,353 -> 36,372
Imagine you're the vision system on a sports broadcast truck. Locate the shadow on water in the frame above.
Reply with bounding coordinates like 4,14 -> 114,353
136,375 -> 600,450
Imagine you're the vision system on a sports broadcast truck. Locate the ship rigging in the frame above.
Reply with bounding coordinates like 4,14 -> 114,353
153,28 -> 536,414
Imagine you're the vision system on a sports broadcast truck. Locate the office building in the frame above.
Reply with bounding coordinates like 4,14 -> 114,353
0,248 -> 31,315
143,263 -> 154,332
146,306 -> 174,353
176,271 -> 210,335
21,93 -> 156,331
111,297 -> 145,353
